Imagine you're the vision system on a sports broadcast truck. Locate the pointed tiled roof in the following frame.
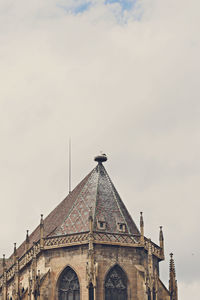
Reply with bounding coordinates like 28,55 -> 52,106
5,156 -> 139,267
9,170 -> 93,261
52,160 -> 139,236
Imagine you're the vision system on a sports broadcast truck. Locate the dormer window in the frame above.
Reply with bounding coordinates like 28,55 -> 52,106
97,219 -> 106,230
117,222 -> 126,232
99,222 -> 104,228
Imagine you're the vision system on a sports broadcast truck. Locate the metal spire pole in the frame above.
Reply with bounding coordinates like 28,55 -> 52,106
69,138 -> 71,193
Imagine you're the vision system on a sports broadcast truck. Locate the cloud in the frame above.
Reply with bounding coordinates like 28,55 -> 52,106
179,280 -> 200,300
0,1 -> 200,299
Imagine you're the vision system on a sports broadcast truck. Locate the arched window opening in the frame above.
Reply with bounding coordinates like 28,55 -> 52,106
105,265 -> 127,300
89,282 -> 94,300
58,266 -> 80,300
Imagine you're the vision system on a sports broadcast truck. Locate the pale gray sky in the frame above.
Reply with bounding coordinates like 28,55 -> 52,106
0,1 -> 199,299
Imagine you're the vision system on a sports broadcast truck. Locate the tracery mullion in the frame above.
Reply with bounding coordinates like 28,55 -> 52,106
105,265 -> 127,300
58,267 -> 80,300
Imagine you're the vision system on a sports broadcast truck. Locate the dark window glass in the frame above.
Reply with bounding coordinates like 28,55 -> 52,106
105,265 -> 127,300
89,282 -> 94,300
153,287 -> 156,300
58,267 -> 80,300
148,288 -> 151,300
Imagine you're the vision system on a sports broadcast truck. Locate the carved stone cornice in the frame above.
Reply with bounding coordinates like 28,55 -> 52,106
0,231 -> 163,289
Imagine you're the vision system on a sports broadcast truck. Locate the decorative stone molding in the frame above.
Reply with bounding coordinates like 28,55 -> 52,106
0,231 -> 163,290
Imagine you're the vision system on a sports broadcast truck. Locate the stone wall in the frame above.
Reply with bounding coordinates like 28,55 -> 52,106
1,243 -> 170,300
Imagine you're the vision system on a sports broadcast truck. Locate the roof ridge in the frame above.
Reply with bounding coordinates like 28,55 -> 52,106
8,168 -> 94,260
110,178 -> 139,234
52,167 -> 97,235
93,164 -> 101,228
101,164 -> 131,234
4,159 -> 140,268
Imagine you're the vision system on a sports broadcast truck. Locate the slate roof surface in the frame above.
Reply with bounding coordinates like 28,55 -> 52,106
2,160 -> 139,274
52,162 -> 139,236
2,170 -> 92,273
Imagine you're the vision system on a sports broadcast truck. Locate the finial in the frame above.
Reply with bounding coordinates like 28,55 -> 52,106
169,252 -> 178,300
89,207 -> 93,221
140,212 -> 144,226
169,252 -> 176,275
159,226 -> 164,258
94,153 -> 107,163
25,230 -> 30,252
159,226 -> 164,240
40,214 -> 44,224
40,214 -> 44,249
140,212 -> 144,244
3,254 -> 6,269
13,243 -> 17,264
147,239 -> 153,274
40,214 -> 44,227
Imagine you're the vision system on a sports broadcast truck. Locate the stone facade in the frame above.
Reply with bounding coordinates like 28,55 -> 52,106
0,155 -> 178,300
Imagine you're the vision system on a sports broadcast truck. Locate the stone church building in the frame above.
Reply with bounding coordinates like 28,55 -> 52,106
0,154 -> 178,300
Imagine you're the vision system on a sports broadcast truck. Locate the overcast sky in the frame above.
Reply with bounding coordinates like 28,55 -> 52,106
0,0 -> 199,299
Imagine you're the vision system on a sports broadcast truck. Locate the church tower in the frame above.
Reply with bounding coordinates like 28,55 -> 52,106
0,154 -> 178,300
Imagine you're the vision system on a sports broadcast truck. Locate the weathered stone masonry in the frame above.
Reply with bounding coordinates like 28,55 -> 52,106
0,154 -> 178,300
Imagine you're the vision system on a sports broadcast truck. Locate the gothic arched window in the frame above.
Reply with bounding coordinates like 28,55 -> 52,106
58,266 -> 80,300
105,265 -> 128,300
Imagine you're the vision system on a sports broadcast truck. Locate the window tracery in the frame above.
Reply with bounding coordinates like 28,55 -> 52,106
105,265 -> 127,300
58,267 -> 80,300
